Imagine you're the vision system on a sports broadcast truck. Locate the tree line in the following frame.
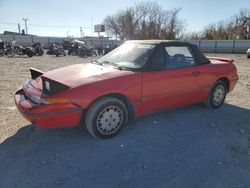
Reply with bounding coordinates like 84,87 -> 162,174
103,1 -> 250,40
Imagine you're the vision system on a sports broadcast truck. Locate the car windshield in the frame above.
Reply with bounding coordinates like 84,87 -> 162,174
97,43 -> 156,69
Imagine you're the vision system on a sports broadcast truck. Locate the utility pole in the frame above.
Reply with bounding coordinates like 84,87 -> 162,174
67,31 -> 70,37
247,19 -> 250,39
243,16 -> 250,39
18,23 -> 21,34
23,18 -> 28,34
80,27 -> 83,38
91,17 -> 93,36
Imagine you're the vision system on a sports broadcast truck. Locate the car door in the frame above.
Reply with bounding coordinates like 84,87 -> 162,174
141,44 -> 208,115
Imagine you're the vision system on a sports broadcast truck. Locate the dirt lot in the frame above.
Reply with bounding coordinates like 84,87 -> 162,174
0,53 -> 249,188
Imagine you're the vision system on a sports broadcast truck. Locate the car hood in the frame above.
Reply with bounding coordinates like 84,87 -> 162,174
43,63 -> 135,88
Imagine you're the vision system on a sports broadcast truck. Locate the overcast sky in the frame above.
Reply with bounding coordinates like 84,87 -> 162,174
0,0 -> 249,37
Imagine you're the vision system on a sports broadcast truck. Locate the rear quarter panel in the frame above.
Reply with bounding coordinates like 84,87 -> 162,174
208,60 -> 238,91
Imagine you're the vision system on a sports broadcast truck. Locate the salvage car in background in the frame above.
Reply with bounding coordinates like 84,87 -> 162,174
14,40 -> 238,139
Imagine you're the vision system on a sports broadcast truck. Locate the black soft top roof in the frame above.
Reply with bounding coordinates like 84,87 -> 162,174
126,40 -> 210,65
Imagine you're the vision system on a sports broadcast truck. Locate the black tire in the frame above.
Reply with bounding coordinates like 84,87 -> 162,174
56,51 -> 59,57
6,49 -> 15,57
78,51 -> 84,58
85,97 -> 128,139
247,55 -> 250,59
26,50 -> 34,57
204,80 -> 226,109
38,50 -> 44,56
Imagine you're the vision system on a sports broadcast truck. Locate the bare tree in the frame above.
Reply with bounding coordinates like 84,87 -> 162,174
104,1 -> 186,40
201,9 -> 250,39
228,9 -> 250,39
161,8 -> 185,39
184,31 -> 202,40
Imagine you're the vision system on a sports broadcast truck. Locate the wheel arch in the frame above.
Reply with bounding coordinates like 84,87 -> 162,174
87,93 -> 136,122
217,77 -> 230,92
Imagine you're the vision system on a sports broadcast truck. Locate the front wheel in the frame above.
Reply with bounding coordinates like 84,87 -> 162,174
85,97 -> 128,139
204,80 -> 226,109
6,49 -> 15,57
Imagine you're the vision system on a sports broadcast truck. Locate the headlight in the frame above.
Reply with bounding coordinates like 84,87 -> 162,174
41,76 -> 70,95
30,95 -> 45,104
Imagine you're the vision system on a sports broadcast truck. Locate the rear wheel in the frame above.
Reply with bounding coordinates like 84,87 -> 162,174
85,97 -> 128,139
204,80 -> 226,109
26,49 -> 34,57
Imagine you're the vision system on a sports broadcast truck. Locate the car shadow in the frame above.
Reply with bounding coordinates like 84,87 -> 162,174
1,103 -> 249,153
0,103 -> 249,188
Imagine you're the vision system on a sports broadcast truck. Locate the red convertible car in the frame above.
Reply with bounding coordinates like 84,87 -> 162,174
14,40 -> 238,138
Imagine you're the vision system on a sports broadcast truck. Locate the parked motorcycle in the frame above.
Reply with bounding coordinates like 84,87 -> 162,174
55,44 -> 66,57
6,41 -> 34,57
68,42 -> 79,55
78,46 -> 97,58
32,42 -> 44,56
4,42 -> 13,56
0,41 -> 6,56
46,43 -> 56,55
47,43 -> 66,56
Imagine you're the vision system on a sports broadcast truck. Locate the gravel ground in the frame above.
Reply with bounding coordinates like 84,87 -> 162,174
0,53 -> 249,188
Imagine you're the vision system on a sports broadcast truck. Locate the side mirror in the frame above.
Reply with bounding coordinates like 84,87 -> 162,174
151,63 -> 165,71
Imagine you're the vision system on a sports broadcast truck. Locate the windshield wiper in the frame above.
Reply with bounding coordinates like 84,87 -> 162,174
97,60 -> 129,70
99,60 -> 117,67
93,60 -> 119,68
116,65 -> 126,70
92,60 -> 103,66
99,60 -> 112,65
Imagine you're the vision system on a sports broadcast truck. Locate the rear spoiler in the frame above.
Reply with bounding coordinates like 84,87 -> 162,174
207,56 -> 234,63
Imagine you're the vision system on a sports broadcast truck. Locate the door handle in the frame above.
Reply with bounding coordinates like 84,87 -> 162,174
192,71 -> 200,76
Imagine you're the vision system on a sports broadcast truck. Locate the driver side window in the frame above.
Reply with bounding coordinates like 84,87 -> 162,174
164,46 -> 196,69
